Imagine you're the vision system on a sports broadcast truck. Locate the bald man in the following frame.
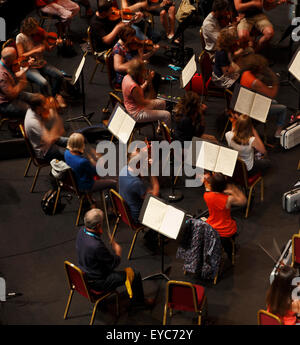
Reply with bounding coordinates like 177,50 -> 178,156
0,47 -> 38,118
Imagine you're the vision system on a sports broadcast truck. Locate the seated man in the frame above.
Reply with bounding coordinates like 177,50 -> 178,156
89,0 -> 128,53
0,47 -> 38,119
35,0 -> 80,37
201,0 -> 230,58
24,95 -> 68,162
234,0 -> 274,51
76,208 -> 154,308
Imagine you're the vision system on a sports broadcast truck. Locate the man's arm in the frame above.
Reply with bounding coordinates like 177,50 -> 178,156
234,0 -> 263,12
0,71 -> 27,100
102,22 -> 127,46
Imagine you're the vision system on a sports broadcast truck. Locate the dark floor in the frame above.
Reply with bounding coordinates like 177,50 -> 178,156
0,0 -> 300,331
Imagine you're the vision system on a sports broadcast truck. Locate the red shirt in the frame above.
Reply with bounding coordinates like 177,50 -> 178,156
36,0 -> 57,7
204,192 -> 237,238
240,70 -> 257,89
267,307 -> 297,325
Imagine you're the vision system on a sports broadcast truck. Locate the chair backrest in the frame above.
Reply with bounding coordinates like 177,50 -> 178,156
199,27 -> 206,50
161,121 -> 172,144
2,38 -> 16,50
199,50 -> 213,84
257,309 -> 282,325
59,168 -> 81,196
64,261 -> 92,301
19,124 -> 42,164
87,26 -> 95,55
165,280 -> 199,312
224,88 -> 233,111
109,91 -> 124,108
292,234 -> 300,266
232,158 -> 249,189
105,49 -> 117,91
109,188 -> 137,229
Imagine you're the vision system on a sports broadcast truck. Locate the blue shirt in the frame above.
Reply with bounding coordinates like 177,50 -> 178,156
118,165 -> 147,224
64,149 -> 96,191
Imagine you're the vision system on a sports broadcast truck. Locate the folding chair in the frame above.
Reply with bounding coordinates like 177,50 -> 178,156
19,124 -> 50,193
163,280 -> 207,325
63,261 -> 119,325
109,189 -> 145,260
257,309 -> 282,325
232,158 -> 264,218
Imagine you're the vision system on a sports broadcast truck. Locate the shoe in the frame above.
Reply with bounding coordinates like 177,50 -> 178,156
167,34 -> 174,40
55,94 -> 67,108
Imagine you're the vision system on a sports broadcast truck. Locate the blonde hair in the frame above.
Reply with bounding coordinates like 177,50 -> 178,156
20,17 -> 39,36
216,26 -> 238,52
232,114 -> 253,145
127,58 -> 146,82
67,132 -> 85,154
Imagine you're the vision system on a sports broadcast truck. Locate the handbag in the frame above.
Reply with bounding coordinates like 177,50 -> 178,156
175,0 -> 196,23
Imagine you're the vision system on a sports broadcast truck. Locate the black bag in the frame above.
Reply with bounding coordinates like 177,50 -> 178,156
41,189 -> 60,215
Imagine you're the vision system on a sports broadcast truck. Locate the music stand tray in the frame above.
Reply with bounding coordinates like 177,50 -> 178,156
66,52 -> 94,126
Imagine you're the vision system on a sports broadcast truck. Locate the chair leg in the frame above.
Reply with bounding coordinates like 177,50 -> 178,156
64,289 -> 74,320
76,196 -> 85,226
245,186 -> 254,218
163,304 -> 168,325
110,216 -> 120,243
30,167 -> 41,193
127,229 -> 140,260
90,299 -> 101,325
53,186 -> 61,215
101,191 -> 111,238
220,117 -> 230,142
89,62 -> 99,83
24,158 -> 32,177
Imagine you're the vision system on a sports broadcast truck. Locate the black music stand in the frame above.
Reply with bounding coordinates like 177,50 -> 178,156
66,52 -> 94,126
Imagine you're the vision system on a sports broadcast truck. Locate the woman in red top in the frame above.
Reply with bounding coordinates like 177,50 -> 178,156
203,172 -> 246,262
266,265 -> 300,325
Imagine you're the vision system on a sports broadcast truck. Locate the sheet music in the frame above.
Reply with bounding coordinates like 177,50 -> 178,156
141,197 -> 167,231
288,49 -> 300,81
108,106 -> 125,137
159,205 -> 185,239
196,141 -> 219,172
118,115 -> 135,144
180,55 -> 197,88
234,86 -> 255,115
214,146 -> 238,177
72,55 -> 86,85
250,93 -> 271,123
108,105 -> 135,144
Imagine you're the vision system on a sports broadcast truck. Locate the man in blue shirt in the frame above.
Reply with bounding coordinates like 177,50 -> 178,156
76,208 -> 154,308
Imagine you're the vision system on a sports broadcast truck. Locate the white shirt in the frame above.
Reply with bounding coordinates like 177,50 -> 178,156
201,13 -> 221,54
225,131 -> 255,171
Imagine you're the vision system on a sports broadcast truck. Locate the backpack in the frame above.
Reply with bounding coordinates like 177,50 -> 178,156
41,189 -> 60,215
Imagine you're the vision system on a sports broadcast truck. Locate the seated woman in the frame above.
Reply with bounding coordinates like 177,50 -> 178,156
211,26 -> 241,89
16,17 -> 66,108
64,133 -> 117,198
225,114 -> 271,176
266,265 -> 300,325
112,26 -> 159,89
203,172 -> 246,262
172,91 -> 218,144
122,58 -> 171,127
239,53 -> 287,138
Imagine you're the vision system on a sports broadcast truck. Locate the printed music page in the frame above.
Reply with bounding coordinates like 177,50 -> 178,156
180,55 -> 197,88
118,114 -> 136,144
195,141 -> 219,172
141,196 -> 167,231
214,146 -> 238,177
159,205 -> 185,239
234,86 -> 255,115
250,93 -> 271,123
288,49 -> 300,81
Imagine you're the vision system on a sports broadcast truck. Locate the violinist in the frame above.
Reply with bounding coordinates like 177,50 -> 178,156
0,46 -> 39,120
112,26 -> 159,88
234,0 -> 274,51
201,0 -> 231,59
89,0 -> 128,52
16,17 -> 66,108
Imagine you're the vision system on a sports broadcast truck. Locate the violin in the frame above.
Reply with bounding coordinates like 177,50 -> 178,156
108,7 -> 134,21
31,26 -> 62,48
126,37 -> 156,52
11,56 -> 34,73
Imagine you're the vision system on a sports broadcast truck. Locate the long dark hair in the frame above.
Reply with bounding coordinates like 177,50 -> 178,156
266,265 -> 297,317
209,172 -> 227,193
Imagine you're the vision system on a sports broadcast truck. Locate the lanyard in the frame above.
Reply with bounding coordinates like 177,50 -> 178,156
83,228 -> 100,240
0,60 -> 17,82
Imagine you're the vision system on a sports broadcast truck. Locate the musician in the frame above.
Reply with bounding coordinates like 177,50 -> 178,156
24,94 -> 68,162
35,0 -> 80,37
146,0 -> 176,40
201,0 -> 231,58
112,26 -> 159,88
76,208 -> 155,309
0,47 -> 38,119
89,0 -> 128,52
239,53 -> 287,138
234,0 -> 275,51
16,17 -> 66,108
203,172 -> 246,263
122,58 -> 171,126
64,132 -> 117,196
266,265 -> 300,325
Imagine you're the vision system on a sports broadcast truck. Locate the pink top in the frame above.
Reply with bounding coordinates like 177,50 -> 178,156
122,74 -> 144,116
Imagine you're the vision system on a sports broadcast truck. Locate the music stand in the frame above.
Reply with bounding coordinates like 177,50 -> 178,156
66,52 -> 95,126
139,194 -> 186,281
